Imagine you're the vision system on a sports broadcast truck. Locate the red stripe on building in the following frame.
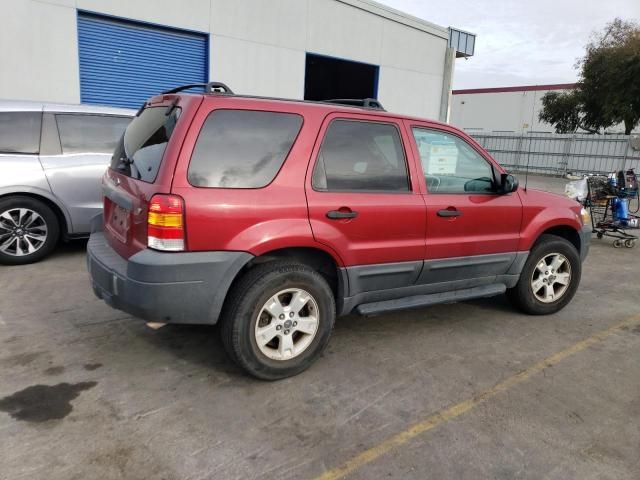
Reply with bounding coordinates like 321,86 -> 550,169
452,83 -> 577,95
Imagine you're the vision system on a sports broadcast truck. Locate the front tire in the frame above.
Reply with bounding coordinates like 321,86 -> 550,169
507,234 -> 581,315
0,196 -> 60,265
220,261 -> 335,380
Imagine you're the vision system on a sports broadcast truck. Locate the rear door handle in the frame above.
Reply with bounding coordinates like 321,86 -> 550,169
326,209 -> 358,219
437,208 -> 462,218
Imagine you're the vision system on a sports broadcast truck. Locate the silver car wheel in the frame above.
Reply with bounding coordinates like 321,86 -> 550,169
0,208 -> 48,257
530,253 -> 572,304
254,288 -> 320,361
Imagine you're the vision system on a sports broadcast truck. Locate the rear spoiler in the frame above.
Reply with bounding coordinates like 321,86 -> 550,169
161,82 -> 234,95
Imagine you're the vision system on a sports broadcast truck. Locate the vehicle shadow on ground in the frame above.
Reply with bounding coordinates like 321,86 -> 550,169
131,294 -> 519,381
134,323 -> 248,379
52,239 -> 89,258
465,294 -> 515,313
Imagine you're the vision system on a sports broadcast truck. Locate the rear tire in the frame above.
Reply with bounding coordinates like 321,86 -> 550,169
220,261 -> 335,380
0,196 -> 60,265
507,234 -> 581,315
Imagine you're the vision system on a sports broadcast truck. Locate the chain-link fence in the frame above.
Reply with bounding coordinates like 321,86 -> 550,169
468,131 -> 640,176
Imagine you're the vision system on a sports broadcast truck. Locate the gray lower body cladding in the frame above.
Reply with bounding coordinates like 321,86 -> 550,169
339,226 -> 592,316
87,232 -> 252,324
338,252 -> 529,316
579,225 -> 591,261
88,227 -> 592,323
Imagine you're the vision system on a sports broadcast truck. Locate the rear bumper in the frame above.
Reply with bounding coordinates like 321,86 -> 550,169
87,232 -> 253,324
580,225 -> 592,262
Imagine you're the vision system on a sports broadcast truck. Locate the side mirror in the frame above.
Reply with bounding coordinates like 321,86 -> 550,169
499,173 -> 519,194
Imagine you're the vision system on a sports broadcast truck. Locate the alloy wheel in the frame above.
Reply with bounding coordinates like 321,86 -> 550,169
0,208 -> 48,257
530,253 -> 572,303
254,288 -> 320,361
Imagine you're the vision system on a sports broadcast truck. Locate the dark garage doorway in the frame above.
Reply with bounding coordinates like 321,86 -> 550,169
304,53 -> 379,102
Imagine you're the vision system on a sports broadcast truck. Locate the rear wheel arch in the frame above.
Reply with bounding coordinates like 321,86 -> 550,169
236,246 -> 343,299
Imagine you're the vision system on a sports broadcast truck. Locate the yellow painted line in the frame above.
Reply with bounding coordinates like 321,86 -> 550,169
316,314 -> 640,480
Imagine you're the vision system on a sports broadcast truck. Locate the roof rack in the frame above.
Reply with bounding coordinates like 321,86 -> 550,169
323,98 -> 385,111
160,84 -> 387,112
161,82 -> 234,95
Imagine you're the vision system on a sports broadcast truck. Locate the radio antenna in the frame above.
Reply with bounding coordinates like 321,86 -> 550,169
523,90 -> 537,192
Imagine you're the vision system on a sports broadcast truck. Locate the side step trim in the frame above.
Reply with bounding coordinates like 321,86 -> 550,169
355,283 -> 507,316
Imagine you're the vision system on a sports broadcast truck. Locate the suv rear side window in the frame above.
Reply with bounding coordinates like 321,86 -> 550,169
111,107 -> 179,183
56,114 -> 130,154
188,110 -> 303,188
0,112 -> 41,154
312,120 -> 410,192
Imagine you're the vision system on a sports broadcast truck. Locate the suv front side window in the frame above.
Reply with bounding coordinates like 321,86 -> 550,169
312,119 -> 410,192
412,128 -> 496,194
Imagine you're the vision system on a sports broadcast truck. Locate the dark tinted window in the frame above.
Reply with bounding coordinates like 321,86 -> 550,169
312,120 -> 409,192
0,112 -> 41,154
56,114 -> 130,154
412,128 -> 495,194
188,110 -> 303,188
111,107 -> 179,183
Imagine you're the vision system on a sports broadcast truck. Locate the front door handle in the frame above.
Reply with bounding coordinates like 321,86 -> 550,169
327,209 -> 358,219
437,208 -> 462,218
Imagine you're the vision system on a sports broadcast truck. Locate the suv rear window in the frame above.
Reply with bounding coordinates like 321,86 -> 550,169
188,110 -> 303,188
111,107 -> 179,182
0,112 -> 42,154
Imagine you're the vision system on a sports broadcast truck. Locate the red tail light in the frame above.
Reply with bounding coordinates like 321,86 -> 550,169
147,194 -> 185,251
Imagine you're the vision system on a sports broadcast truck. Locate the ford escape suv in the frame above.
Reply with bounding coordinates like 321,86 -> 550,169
0,100 -> 133,264
87,83 -> 592,380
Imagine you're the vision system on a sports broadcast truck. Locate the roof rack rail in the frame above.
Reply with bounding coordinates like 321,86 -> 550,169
161,82 -> 234,95
323,98 -> 385,111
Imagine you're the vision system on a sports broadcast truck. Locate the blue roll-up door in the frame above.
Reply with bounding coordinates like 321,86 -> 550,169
78,12 -> 208,108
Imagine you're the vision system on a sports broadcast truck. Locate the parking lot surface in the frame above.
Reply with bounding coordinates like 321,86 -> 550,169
1,175 -> 639,480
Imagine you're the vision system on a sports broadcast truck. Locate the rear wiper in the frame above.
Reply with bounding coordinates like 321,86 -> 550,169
134,102 -> 147,117
165,98 -> 179,116
115,155 -> 134,170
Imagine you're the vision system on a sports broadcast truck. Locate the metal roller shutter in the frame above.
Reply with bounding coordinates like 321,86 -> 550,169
78,12 -> 208,109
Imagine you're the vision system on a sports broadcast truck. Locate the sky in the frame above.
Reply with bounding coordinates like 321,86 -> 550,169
377,0 -> 640,89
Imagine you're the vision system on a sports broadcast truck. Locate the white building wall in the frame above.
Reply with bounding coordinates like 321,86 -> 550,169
1,0 -> 451,119
2,0 -> 80,104
378,17 -> 447,119
209,0 -> 307,99
450,88 -> 571,133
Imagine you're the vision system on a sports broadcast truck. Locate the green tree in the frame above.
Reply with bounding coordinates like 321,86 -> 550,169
539,18 -> 640,135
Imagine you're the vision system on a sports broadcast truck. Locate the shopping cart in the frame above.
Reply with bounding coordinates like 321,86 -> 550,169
584,171 -> 639,248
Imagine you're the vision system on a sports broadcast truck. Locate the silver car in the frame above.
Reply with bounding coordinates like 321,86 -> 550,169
0,100 -> 134,264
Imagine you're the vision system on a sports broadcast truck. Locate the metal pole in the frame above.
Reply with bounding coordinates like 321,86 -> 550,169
620,136 -> 630,172
439,47 -> 456,123
561,135 -> 574,176
515,134 -> 524,171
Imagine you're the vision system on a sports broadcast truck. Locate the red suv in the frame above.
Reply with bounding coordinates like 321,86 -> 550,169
87,82 -> 591,379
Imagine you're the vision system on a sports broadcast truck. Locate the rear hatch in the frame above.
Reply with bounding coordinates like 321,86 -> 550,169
102,94 -> 202,259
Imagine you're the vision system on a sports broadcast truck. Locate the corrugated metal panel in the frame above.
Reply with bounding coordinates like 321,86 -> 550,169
78,13 -> 207,109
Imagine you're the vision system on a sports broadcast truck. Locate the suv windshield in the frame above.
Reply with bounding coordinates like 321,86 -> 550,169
110,106 -> 180,182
